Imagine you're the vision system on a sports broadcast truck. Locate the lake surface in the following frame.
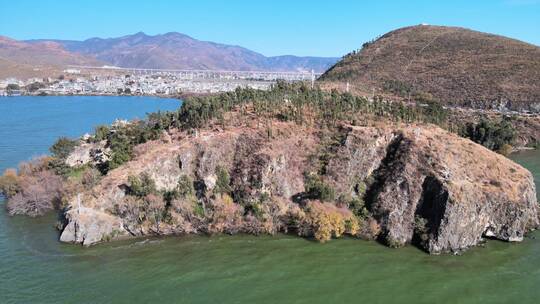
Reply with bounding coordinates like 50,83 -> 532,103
0,96 -> 539,303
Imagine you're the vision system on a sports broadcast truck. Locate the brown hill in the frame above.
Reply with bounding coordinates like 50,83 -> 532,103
0,36 -> 103,78
319,25 -> 540,112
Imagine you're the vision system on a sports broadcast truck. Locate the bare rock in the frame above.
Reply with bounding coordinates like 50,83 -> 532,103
65,141 -> 108,167
60,206 -> 125,246
356,126 -> 539,253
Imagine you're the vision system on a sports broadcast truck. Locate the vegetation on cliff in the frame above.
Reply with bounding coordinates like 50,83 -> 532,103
85,81 -> 457,174
92,81 -> 516,171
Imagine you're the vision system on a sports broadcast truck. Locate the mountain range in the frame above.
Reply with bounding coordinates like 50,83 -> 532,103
0,32 -> 338,79
3,25 -> 539,113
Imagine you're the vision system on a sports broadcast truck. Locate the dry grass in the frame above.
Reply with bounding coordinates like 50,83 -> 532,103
320,25 -> 540,111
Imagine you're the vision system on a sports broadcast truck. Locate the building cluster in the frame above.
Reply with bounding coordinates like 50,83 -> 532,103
0,73 -> 275,97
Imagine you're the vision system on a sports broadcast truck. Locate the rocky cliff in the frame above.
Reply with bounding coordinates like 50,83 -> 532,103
59,121 -> 539,254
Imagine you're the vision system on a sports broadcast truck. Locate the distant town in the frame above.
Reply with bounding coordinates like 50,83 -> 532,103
0,67 -> 318,97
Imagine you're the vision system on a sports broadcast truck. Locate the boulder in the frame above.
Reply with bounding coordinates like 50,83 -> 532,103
60,206 -> 124,246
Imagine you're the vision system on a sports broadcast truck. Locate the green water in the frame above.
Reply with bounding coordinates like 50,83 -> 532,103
512,150 -> 540,199
1,97 -> 539,303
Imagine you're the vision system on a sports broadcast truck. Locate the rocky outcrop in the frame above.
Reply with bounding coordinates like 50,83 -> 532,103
345,126 -> 539,253
60,206 -> 123,246
59,122 -> 539,254
65,140 -> 109,167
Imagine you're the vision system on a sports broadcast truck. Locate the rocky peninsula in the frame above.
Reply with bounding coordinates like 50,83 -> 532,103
1,83 -> 538,254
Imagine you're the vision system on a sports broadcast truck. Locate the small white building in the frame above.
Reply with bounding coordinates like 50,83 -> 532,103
63,69 -> 81,74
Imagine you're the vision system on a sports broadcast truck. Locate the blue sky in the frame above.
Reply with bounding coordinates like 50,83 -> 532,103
1,0 -> 539,57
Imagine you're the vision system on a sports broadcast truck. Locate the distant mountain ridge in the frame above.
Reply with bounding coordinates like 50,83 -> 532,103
320,25 -> 540,112
0,35 -> 103,79
26,32 -> 338,72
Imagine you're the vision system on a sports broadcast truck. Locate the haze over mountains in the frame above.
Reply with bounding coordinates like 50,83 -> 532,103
0,32 -> 338,78
28,32 -> 338,72
9,32 -> 338,72
320,25 -> 540,112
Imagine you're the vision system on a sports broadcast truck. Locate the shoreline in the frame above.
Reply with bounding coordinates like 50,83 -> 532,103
0,92 -> 225,100
0,92 -> 187,99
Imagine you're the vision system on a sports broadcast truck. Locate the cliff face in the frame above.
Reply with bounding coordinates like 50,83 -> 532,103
60,122 -> 539,254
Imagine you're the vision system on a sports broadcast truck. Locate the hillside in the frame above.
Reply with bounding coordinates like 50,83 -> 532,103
319,25 -> 540,112
27,32 -> 338,72
0,36 -> 103,78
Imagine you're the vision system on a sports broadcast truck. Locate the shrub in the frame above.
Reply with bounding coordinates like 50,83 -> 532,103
299,201 -> 358,242
126,172 -> 157,197
348,197 -> 369,219
5,170 -> 63,217
214,166 -> 232,195
192,202 -> 205,218
94,112 -> 176,173
0,169 -> 20,198
383,79 -> 413,97
304,174 -> 335,202
18,157 -> 52,176
255,197 -> 291,235
497,143 -> 513,156
358,217 -> 381,240
114,195 -> 144,226
144,193 -> 166,232
167,197 -> 198,233
93,125 -> 110,142
177,175 -> 195,197
207,193 -> 243,234
413,215 -> 429,243
81,167 -> 102,189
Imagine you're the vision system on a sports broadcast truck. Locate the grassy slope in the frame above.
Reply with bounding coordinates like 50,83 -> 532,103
319,25 -> 540,111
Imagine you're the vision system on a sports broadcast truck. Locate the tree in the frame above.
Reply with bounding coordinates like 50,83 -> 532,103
6,83 -> 20,91
5,170 -> 63,217
145,193 -> 166,232
461,118 -> 515,152
26,82 -> 44,92
50,137 -> 78,159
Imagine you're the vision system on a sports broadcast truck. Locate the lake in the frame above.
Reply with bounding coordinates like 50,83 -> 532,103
0,96 -> 539,303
